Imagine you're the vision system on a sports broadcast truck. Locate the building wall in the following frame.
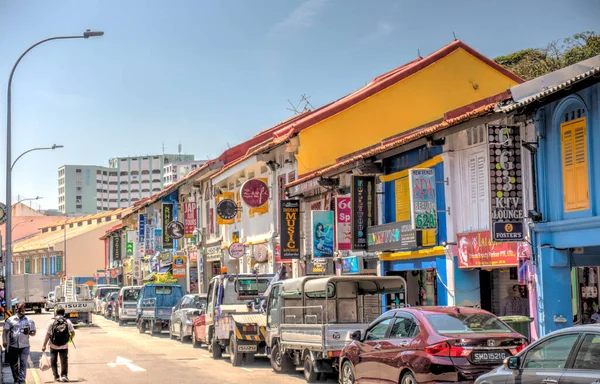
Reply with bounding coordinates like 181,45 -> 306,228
295,48 -> 521,175
59,165 -> 109,214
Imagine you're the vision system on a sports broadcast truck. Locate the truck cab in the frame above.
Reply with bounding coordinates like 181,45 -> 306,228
137,283 -> 184,335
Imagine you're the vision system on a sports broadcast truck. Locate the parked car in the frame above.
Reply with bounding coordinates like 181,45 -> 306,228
116,286 -> 142,326
137,283 -> 184,335
44,291 -> 55,312
339,306 -> 528,384
169,294 -> 207,342
93,285 -> 120,314
476,324 -> 600,384
101,292 -> 119,318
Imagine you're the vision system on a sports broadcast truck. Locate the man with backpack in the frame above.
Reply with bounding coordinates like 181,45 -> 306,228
42,306 -> 75,383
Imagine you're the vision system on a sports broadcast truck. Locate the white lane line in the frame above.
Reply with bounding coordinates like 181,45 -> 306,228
241,368 -> 253,372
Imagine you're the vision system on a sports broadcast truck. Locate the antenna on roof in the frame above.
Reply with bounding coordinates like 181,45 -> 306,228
226,142 -> 231,149
417,49 -> 422,58
287,94 -> 313,115
452,31 -> 457,41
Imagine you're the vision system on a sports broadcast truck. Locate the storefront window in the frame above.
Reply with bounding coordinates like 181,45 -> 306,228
386,269 -> 437,307
573,266 -> 599,324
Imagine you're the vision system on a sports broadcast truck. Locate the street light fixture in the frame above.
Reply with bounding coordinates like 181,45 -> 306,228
14,196 -> 43,205
11,145 -> 64,171
4,30 -> 104,311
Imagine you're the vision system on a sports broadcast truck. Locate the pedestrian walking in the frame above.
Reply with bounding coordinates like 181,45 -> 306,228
42,306 -> 75,383
2,302 -> 37,384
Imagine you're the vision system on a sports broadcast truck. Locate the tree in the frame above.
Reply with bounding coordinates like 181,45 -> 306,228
494,31 -> 600,80
146,271 -> 178,284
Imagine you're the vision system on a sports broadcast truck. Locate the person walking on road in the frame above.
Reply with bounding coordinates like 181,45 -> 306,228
42,306 -> 75,383
2,302 -> 37,384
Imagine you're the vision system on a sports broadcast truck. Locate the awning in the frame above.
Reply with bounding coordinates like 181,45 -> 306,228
158,265 -> 172,274
143,272 -> 156,281
379,246 -> 446,261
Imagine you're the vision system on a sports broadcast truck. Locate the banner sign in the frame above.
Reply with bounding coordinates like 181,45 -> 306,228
280,200 -> 300,259
241,179 -> 269,208
154,228 -> 163,252
408,168 -> 437,230
311,210 -> 334,257
162,203 -> 174,249
457,230 -> 528,269
342,256 -> 362,274
145,225 -> 155,255
184,202 -> 197,238
126,230 -> 136,256
172,255 -> 186,278
112,235 -> 122,261
138,214 -> 147,243
335,197 -> 351,251
351,176 -> 376,250
488,125 -> 525,241
367,221 -> 418,252
206,244 -> 222,262
132,259 -> 142,279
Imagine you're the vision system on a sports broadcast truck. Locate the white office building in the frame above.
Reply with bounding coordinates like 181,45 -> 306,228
163,160 -> 207,187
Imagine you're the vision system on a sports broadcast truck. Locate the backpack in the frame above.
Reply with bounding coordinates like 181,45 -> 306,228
51,318 -> 70,346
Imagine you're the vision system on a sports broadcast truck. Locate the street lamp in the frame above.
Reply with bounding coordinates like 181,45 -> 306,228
4,29 -> 104,311
11,145 -> 63,171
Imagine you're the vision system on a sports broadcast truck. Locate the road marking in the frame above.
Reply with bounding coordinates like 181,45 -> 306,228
27,356 -> 41,384
107,356 -> 146,372
241,368 -> 253,372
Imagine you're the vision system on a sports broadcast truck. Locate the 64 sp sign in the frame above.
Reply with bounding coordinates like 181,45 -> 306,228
409,169 -> 437,230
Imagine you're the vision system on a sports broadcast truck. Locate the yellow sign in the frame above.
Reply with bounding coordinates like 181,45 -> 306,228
172,255 -> 187,278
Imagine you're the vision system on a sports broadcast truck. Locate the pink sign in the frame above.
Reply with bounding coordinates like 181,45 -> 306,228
184,202 -> 197,238
241,179 -> 269,208
335,197 -> 352,251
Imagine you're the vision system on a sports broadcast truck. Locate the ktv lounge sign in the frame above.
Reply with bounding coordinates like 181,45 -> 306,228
488,125 -> 525,242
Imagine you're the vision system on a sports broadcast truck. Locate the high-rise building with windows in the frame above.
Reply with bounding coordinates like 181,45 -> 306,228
58,154 -> 194,214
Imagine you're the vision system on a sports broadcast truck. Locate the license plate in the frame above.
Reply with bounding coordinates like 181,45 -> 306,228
69,313 -> 79,318
33,306 -> 38,310
237,345 -> 257,353
472,351 -> 507,363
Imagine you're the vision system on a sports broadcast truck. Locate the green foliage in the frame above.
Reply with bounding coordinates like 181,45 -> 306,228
144,271 -> 178,284
494,31 -> 600,80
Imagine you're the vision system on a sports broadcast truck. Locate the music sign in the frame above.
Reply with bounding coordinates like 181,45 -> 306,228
408,169 -> 437,230
280,200 -> 300,259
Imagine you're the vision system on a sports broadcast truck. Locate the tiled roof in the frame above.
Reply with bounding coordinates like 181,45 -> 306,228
38,207 -> 132,230
285,92 -> 508,189
0,215 -> 68,244
99,223 -> 124,240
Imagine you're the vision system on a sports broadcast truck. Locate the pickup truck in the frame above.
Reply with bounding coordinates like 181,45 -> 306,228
137,283 -> 184,335
53,282 -> 94,325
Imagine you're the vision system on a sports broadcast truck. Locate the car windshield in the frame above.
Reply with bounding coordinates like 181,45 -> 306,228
426,313 -> 512,334
123,289 -> 140,301
235,278 -> 270,296
192,295 -> 206,309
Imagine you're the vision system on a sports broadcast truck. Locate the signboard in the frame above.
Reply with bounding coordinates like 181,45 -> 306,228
367,221 -> 418,252
112,235 -> 122,261
342,256 -> 363,274
351,176 -> 376,250
162,203 -> 174,248
206,244 -> 222,262
167,221 -> 184,239
408,168 -> 437,230
457,230 -> 529,269
145,225 -> 155,255
216,199 -> 237,220
126,230 -> 136,256
253,243 -> 268,263
187,248 -> 198,263
310,259 -> 327,275
138,214 -> 147,242
311,210 -> 334,257
228,242 -> 245,259
335,197 -> 351,251
154,228 -> 163,252
280,200 -> 300,259
183,202 -> 197,238
488,125 -> 525,241
241,179 -> 269,208
0,202 -> 7,225
132,259 -> 142,279
172,255 -> 186,278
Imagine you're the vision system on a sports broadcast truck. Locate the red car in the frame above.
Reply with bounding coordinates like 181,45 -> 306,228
339,306 -> 528,384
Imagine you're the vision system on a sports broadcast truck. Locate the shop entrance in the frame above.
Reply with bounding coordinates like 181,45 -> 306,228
479,267 -> 529,316
385,269 -> 437,307
572,266 -> 600,324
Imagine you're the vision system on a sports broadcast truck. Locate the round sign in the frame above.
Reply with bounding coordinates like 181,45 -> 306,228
241,179 -> 269,208
173,255 -> 186,267
0,202 -> 6,225
229,242 -> 245,259
167,221 -> 184,239
253,243 -> 269,263
216,199 -> 237,220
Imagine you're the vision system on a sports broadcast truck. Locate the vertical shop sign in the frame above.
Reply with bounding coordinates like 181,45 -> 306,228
154,228 -> 163,251
408,169 -> 437,230
162,203 -> 174,249
126,230 -> 136,256
138,214 -> 147,243
489,125 -> 525,241
311,210 -> 334,257
113,235 -> 122,261
145,225 -> 155,254
280,200 -> 300,259
209,208 -> 214,234
351,176 -> 376,250
184,202 -> 197,238
335,197 -> 351,251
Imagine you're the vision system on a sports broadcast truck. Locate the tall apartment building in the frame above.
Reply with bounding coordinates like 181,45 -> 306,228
163,160 -> 207,187
58,154 -> 194,214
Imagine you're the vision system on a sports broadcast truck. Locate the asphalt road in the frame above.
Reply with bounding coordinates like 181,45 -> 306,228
15,312 -> 337,384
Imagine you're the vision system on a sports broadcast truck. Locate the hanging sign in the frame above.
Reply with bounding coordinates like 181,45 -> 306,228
228,242 -> 245,259
280,200 -> 300,259
351,176 -> 376,250
172,255 -> 186,278
367,221 -> 418,252
112,235 -> 122,261
216,199 -> 238,220
132,259 -> 142,279
489,125 -> 525,242
162,203 -> 174,248
206,244 -> 222,262
154,228 -> 163,251
183,202 -> 197,238
167,221 -> 184,239
408,168 -> 437,230
138,214 -> 147,242
253,243 -> 269,263
0,203 -> 7,225
241,179 -> 269,208
126,230 -> 136,256
311,210 -> 334,257
335,197 -> 352,251
457,230 -> 527,268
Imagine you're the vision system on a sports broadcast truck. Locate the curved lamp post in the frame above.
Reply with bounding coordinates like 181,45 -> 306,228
5,29 -> 104,311
11,145 -> 64,171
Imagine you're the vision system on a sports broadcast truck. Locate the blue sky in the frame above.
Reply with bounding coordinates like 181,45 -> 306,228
0,0 -> 598,210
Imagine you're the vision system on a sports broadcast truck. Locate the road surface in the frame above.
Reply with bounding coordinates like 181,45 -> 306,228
11,312 -> 337,384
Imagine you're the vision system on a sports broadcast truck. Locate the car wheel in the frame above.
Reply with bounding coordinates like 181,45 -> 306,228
401,371 -> 417,384
118,319 -> 124,326
270,342 -> 294,373
340,360 -> 355,384
229,335 -> 243,366
303,355 -> 318,383
211,331 -> 222,359
138,320 -> 146,334
179,324 -> 186,343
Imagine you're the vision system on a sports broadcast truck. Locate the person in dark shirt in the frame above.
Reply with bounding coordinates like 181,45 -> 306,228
500,284 -> 529,316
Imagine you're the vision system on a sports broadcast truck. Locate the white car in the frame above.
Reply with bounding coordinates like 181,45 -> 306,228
44,291 -> 55,312
116,286 -> 142,326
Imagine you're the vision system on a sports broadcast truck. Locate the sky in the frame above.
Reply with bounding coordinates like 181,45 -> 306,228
0,0 -> 598,210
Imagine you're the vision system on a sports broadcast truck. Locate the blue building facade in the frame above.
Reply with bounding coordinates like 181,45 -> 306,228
377,145 -> 450,307
531,81 -> 600,335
